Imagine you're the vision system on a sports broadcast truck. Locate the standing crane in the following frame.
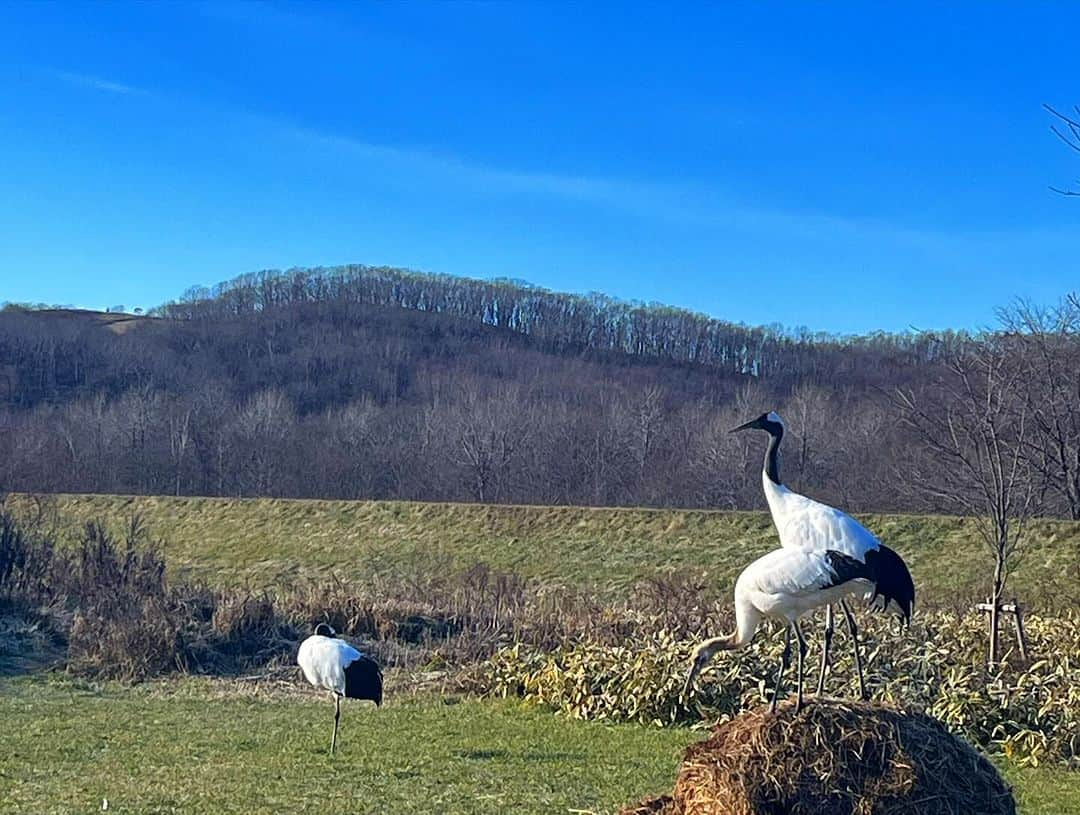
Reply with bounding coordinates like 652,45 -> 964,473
682,545 -> 884,711
297,623 -> 383,754
730,411 -> 915,698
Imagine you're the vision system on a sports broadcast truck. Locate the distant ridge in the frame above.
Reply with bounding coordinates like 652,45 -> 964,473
157,264 -> 966,377
1,263 -> 1060,517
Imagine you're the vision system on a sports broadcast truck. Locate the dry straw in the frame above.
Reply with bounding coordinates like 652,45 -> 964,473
623,698 -> 1016,815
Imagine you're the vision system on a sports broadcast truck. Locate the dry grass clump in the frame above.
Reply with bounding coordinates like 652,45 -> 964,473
63,522 -> 182,680
0,512 -> 296,680
623,698 -> 1016,815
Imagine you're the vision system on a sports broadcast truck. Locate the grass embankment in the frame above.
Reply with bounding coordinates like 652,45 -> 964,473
7,493 -> 1080,605
1,677 -> 1075,815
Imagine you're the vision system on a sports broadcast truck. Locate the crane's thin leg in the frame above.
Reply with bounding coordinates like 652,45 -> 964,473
816,604 -> 835,695
793,620 -> 808,713
840,599 -> 866,700
331,693 -> 341,755
770,626 -> 792,713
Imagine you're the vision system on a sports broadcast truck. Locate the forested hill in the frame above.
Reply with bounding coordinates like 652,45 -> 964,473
156,265 -> 962,382
1,265 -> 1073,518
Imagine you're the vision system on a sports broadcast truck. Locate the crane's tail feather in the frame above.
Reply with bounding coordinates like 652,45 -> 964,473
824,546 -> 915,625
343,654 -> 383,705
864,544 -> 915,624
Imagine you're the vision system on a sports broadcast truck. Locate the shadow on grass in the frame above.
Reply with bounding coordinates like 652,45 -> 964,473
455,748 -> 511,760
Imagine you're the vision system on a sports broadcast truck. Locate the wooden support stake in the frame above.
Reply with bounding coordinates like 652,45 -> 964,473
1012,598 -> 1029,661
973,599 -> 1029,662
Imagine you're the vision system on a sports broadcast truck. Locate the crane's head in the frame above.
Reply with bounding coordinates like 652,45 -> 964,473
314,623 -> 337,637
682,644 -> 712,698
682,635 -> 737,698
730,411 -> 784,436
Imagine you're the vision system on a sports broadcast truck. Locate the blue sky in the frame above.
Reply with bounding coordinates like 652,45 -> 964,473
0,1 -> 1076,334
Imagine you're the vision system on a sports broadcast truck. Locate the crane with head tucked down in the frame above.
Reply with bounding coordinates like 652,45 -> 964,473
297,623 -> 383,754
729,411 -> 915,698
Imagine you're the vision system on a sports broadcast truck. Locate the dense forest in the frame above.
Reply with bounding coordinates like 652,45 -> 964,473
1,265 -> 1076,518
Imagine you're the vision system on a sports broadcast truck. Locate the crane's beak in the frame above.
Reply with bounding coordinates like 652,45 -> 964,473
681,666 -> 698,699
682,647 -> 709,697
729,418 -> 759,434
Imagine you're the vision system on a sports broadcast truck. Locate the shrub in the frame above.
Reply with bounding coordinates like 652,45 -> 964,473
63,523 -> 182,681
466,610 -> 1080,765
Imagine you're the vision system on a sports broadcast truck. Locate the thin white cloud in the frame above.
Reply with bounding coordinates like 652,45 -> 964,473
273,118 -> 631,204
266,115 -> 987,252
39,65 -> 1068,266
51,70 -> 149,97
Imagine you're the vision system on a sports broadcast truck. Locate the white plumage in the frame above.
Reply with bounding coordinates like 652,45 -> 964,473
766,477 -> 881,559
297,623 -> 382,754
730,548 -> 866,629
732,411 -> 915,699
298,634 -> 363,696
683,545 -> 873,711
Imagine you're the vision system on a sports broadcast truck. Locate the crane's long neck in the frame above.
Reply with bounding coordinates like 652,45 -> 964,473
763,428 -> 783,486
761,428 -> 792,520
684,574 -> 764,693
692,596 -> 762,659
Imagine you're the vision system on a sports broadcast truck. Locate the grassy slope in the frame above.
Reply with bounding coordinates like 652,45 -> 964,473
7,493 -> 1080,605
0,677 -> 1074,815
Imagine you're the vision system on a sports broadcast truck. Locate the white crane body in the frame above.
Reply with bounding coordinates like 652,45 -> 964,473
685,545 -> 880,710
298,635 -> 364,697
763,475 -> 897,611
728,547 -> 870,638
297,624 -> 382,754
684,410 -> 916,708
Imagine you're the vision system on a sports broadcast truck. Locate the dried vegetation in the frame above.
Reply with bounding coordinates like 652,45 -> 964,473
622,698 -> 1017,815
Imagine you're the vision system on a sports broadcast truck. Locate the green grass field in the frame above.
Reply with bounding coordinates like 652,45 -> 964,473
1,676 -> 1076,815
6,493 -> 1080,605
2,493 -> 1078,813
0,676 -> 694,815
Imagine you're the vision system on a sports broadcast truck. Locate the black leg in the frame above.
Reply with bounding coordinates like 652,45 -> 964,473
331,693 -> 341,755
793,620 -> 808,712
840,599 -> 866,700
770,626 -> 792,713
816,604 -> 835,695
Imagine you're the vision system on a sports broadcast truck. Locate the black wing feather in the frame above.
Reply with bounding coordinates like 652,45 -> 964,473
864,545 -> 915,624
343,654 -> 383,704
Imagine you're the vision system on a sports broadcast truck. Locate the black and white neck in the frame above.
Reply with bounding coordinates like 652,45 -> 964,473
730,409 -> 788,505
762,419 -> 783,486
731,410 -> 786,486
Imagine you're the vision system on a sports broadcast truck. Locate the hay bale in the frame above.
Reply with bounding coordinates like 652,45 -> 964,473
623,698 -> 1016,815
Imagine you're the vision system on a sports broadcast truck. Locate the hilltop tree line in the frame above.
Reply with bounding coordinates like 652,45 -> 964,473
0,267 -> 1076,519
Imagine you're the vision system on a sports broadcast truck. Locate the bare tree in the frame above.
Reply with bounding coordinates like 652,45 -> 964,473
686,403 -> 754,509
999,295 -> 1080,519
232,388 -> 295,496
167,401 -> 194,497
1045,104 -> 1080,196
785,383 -> 834,493
448,382 -> 534,503
893,336 -> 1035,663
